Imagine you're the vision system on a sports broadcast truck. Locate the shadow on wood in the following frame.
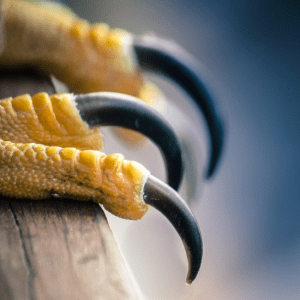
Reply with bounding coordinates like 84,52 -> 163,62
0,198 -> 141,300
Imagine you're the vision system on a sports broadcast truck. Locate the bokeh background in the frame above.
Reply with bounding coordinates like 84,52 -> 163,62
61,0 -> 299,299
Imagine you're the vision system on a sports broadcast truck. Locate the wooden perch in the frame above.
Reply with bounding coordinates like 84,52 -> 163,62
0,68 -> 141,300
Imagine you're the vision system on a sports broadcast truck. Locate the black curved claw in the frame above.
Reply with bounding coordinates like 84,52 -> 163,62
133,35 -> 225,179
144,175 -> 203,284
75,92 -> 183,190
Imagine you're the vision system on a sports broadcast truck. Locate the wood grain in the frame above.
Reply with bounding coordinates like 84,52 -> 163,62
0,68 -> 141,300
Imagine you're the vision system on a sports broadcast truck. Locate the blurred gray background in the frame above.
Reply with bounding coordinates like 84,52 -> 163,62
61,0 -> 299,299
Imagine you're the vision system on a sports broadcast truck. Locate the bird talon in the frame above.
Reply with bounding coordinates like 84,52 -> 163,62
0,1 -> 226,284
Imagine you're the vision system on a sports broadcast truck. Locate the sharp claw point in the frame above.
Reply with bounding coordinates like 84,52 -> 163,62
144,175 -> 202,283
133,35 -> 225,179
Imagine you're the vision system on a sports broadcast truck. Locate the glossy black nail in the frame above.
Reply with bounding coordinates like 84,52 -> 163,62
134,35 -> 225,179
75,92 -> 183,190
143,175 -> 203,284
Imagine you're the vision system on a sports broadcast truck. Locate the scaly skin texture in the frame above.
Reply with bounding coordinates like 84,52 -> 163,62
0,93 -> 103,150
0,0 -> 164,143
0,1 -> 155,218
0,0 -> 143,96
0,93 -> 150,220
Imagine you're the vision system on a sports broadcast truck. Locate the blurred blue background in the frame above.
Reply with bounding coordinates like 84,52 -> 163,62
63,0 -> 299,299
